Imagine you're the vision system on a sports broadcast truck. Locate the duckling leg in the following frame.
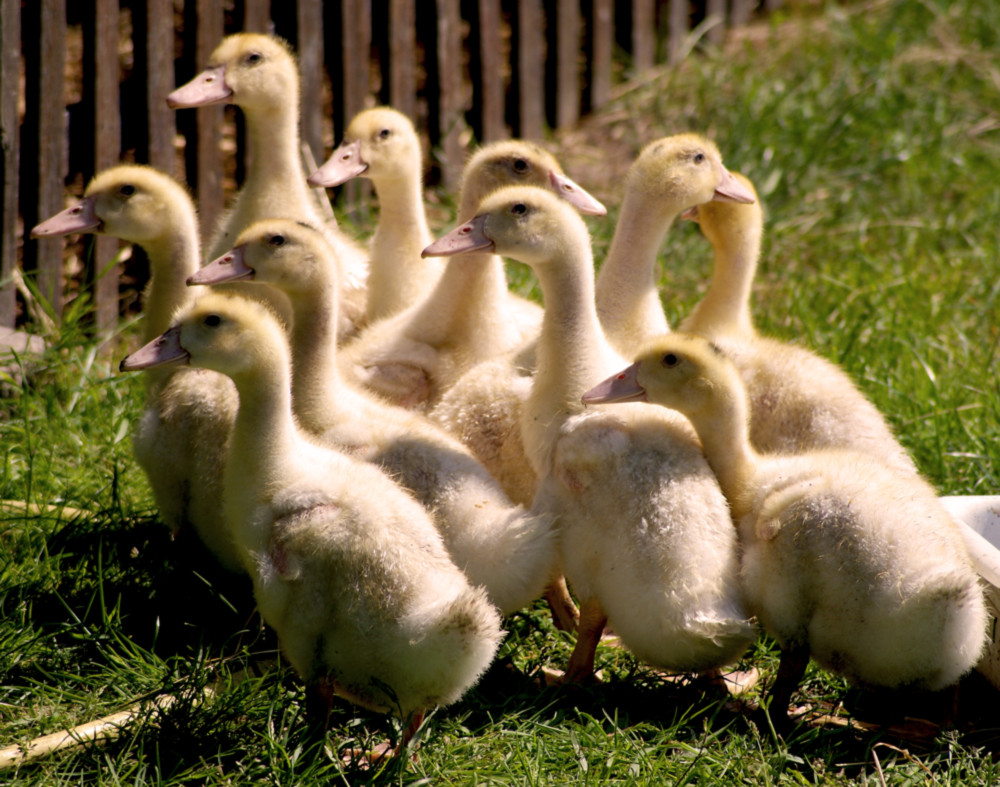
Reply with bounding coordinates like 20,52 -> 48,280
560,598 -> 607,684
764,645 -> 809,732
544,574 -> 579,632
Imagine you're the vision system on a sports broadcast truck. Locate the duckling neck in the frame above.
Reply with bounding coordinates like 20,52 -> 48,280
366,170 -> 439,320
532,240 -> 623,415
409,251 -> 517,350
681,218 -> 761,340
228,354 -> 300,485
596,191 -> 674,352
240,105 -> 315,222
684,385 -> 759,520
286,279 -> 344,433
142,217 -> 201,343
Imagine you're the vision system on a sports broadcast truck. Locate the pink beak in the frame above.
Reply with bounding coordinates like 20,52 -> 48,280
188,246 -> 255,286
712,167 -> 756,204
120,325 -> 190,372
549,171 -> 607,216
422,214 -> 494,258
581,362 -> 647,405
30,198 -> 100,237
308,139 -> 367,187
167,65 -> 232,109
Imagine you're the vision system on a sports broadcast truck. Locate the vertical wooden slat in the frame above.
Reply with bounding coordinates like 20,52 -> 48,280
342,0 -> 372,122
35,0 -> 67,317
556,0 -> 580,129
706,0 -> 726,46
146,0 -> 176,174
0,0 -> 20,327
731,0 -> 753,27
390,0 -> 417,121
590,0 -> 613,112
477,0 -> 505,142
196,0 -> 225,245
517,0 -> 545,140
631,0 -> 654,74
93,0 -> 121,338
297,0 -> 324,164
436,0 -> 464,187
244,0 -> 272,33
667,0 -> 687,65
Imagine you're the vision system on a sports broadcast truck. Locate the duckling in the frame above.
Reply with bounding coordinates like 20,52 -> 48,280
168,32 -> 367,338
678,175 -> 918,476
120,292 -> 502,757
427,186 -> 753,683
189,219 -> 559,618
584,334 -> 986,725
338,139 -> 606,411
30,165 -> 243,574
595,133 -> 754,357
308,107 -> 446,322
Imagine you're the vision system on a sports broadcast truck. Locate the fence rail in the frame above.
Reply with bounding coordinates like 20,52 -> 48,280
1,0 -> 774,338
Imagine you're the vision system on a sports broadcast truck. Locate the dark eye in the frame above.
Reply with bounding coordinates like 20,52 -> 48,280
693,152 -> 705,164
511,203 -> 527,216
246,52 -> 263,65
512,158 -> 529,174
379,128 -> 391,139
661,353 -> 679,368
203,314 -> 222,327
269,234 -> 285,247
119,184 -> 136,196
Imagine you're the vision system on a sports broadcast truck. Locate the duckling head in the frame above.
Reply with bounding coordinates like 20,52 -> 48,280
583,334 -> 738,420
168,33 -> 297,113
683,171 -> 763,254
627,134 -> 754,214
121,293 -> 287,381
424,185 -> 588,269
459,140 -> 606,218
31,165 -> 193,244
308,107 -> 422,188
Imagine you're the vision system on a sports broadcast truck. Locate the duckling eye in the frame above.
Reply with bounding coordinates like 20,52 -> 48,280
203,314 -> 222,328
661,353 -> 680,368
512,158 -> 529,174
269,234 -> 286,247
511,203 -> 528,216
693,152 -> 705,164
119,184 -> 136,196
245,52 -> 263,65
379,128 -> 391,139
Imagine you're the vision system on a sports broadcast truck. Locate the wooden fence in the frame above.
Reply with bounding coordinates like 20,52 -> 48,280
2,0 -> 775,339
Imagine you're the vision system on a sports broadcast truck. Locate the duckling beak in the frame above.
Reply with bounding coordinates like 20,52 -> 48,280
679,206 -> 699,222
712,168 -> 756,204
581,362 -> 647,405
188,246 -> 255,286
167,65 -> 232,108
120,325 -> 190,372
307,139 -> 367,187
549,171 -> 607,216
30,198 -> 100,238
421,215 -> 494,258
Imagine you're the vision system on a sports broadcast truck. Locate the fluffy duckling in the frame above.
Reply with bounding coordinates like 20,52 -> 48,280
595,133 -> 754,357
584,334 -> 986,724
168,32 -> 367,337
678,175 -> 917,476
428,186 -> 754,683
338,139 -> 606,411
31,166 -> 243,574
120,293 -> 502,757
190,219 -> 559,618
308,107 -> 446,322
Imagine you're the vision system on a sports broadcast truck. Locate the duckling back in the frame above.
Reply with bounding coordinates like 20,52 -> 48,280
741,452 -> 986,691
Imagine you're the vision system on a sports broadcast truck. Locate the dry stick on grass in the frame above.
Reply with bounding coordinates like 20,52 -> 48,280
0,659 -> 279,771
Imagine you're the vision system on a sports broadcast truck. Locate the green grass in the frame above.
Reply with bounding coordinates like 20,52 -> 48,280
4,0 -> 1000,782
